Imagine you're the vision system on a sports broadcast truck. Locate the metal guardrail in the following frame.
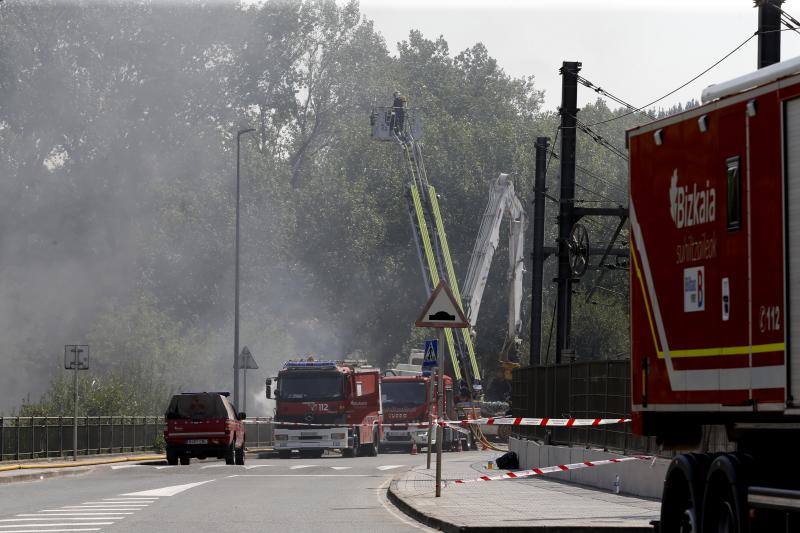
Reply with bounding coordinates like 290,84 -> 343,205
511,360 -> 733,456
0,416 -> 165,461
511,360 -> 655,454
0,416 -> 275,462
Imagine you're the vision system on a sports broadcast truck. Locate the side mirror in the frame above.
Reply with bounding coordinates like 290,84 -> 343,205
265,378 -> 272,399
238,412 -> 246,420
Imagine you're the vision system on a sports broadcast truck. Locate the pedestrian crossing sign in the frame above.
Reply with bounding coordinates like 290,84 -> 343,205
423,339 -> 438,367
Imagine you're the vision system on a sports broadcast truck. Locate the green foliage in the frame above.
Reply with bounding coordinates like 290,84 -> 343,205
0,0 -> 656,410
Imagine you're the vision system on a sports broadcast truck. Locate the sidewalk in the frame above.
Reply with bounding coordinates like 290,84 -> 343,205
388,451 -> 660,532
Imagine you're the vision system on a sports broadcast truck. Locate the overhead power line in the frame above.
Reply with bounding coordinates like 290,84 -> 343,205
574,117 -> 629,161
585,31 -> 759,127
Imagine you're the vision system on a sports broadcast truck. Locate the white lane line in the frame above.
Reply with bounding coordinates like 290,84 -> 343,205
288,465 -> 314,470
376,477 -> 434,532
1,519 -> 122,523
82,501 -> 150,504
0,529 -> 102,532
200,465 -> 226,469
376,465 -> 405,471
0,523 -> 113,528
329,466 -> 351,470
79,504 -> 148,507
32,513 -> 132,516
59,507 -> 140,510
110,465 -> 143,470
120,479 -> 215,497
152,466 -> 174,470
228,474 -> 370,478
102,498 -> 156,501
16,513 -> 133,520
242,465 -> 271,470
41,510 -> 134,513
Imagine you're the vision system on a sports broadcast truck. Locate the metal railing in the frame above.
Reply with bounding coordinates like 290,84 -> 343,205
0,416 -> 275,462
511,360 -> 656,454
0,416 -> 165,461
511,360 -> 734,456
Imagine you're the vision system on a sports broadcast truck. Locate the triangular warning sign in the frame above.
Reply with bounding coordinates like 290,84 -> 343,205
415,281 -> 470,328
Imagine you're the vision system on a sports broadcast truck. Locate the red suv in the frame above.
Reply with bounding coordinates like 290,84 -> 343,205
164,392 -> 246,465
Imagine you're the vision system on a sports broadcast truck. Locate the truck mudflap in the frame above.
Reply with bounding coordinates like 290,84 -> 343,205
272,427 -> 352,450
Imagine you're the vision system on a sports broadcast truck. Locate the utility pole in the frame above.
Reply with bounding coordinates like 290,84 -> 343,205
234,127 -> 255,409
757,0 -> 784,69
555,61 -> 581,364
529,137 -> 549,366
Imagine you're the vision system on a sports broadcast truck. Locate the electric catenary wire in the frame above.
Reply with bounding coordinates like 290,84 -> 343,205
585,31 -> 759,127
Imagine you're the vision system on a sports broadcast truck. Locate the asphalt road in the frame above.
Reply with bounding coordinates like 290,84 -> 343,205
0,450 -> 466,533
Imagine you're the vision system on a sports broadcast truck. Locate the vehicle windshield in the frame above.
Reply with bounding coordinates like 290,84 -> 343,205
279,372 -> 344,401
166,394 -> 229,420
382,381 -> 426,406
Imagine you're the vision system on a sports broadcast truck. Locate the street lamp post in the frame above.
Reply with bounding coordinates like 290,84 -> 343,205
234,127 -> 255,410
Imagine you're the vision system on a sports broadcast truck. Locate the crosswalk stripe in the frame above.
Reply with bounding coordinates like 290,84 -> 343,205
376,465 -> 405,471
0,523 -> 113,528
0,529 -> 102,532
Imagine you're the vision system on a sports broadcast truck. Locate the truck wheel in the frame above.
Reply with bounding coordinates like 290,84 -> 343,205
661,453 -> 709,533
179,456 -> 190,466
224,440 -> 235,465
235,445 -> 245,465
701,454 -> 748,533
166,448 -> 178,466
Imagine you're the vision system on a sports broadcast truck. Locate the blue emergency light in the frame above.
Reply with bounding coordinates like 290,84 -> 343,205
283,360 -> 338,369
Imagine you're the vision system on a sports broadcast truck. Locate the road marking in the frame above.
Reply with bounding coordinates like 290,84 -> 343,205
152,466 -> 174,470
0,530 -> 102,532
229,474 -> 371,478
375,478 -> 435,532
0,515 -> 124,527
376,465 -> 405,471
200,465 -> 227,469
330,466 -> 351,470
101,498 -> 155,501
34,513 -> 133,516
44,509 -> 136,512
120,479 -> 215,497
0,523 -> 113,528
242,465 -> 271,470
110,465 -> 143,470
288,465 -> 314,470
82,502 -> 150,505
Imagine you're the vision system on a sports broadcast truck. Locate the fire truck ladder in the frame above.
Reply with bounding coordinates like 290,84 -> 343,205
370,106 -> 482,398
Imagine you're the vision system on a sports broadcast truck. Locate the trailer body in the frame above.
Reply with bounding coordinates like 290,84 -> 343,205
628,56 -> 800,530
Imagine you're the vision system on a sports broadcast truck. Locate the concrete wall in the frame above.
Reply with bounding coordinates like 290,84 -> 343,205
509,437 -> 669,500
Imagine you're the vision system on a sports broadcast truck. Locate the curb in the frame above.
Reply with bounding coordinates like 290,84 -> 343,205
0,468 -> 91,485
386,475 -> 656,532
0,454 -> 165,473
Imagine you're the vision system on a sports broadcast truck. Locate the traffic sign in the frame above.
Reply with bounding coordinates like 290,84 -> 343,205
415,281 -> 470,328
236,346 -> 259,370
64,345 -> 89,370
422,339 -> 438,367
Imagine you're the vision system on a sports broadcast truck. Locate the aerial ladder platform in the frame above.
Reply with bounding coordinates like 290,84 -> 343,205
370,105 -> 482,399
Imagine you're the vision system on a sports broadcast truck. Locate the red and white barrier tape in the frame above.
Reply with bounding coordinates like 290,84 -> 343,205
441,417 -> 630,428
453,455 -> 652,484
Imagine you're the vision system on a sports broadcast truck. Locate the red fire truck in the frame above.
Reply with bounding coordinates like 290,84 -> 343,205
267,359 -> 382,458
380,371 -> 462,452
628,56 -> 800,531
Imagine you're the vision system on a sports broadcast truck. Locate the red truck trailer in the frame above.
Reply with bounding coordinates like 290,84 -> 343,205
628,56 -> 800,531
267,359 -> 382,458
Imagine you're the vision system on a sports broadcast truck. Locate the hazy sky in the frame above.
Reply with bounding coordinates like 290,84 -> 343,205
359,0 -> 800,111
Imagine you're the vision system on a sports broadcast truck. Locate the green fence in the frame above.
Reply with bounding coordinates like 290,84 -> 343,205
0,416 -> 275,461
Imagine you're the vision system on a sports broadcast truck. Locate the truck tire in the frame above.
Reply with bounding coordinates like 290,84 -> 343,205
344,433 -> 359,458
179,456 -> 190,466
224,440 -> 235,465
701,454 -> 749,533
660,453 -> 711,533
166,448 -> 179,466
235,445 -> 245,465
